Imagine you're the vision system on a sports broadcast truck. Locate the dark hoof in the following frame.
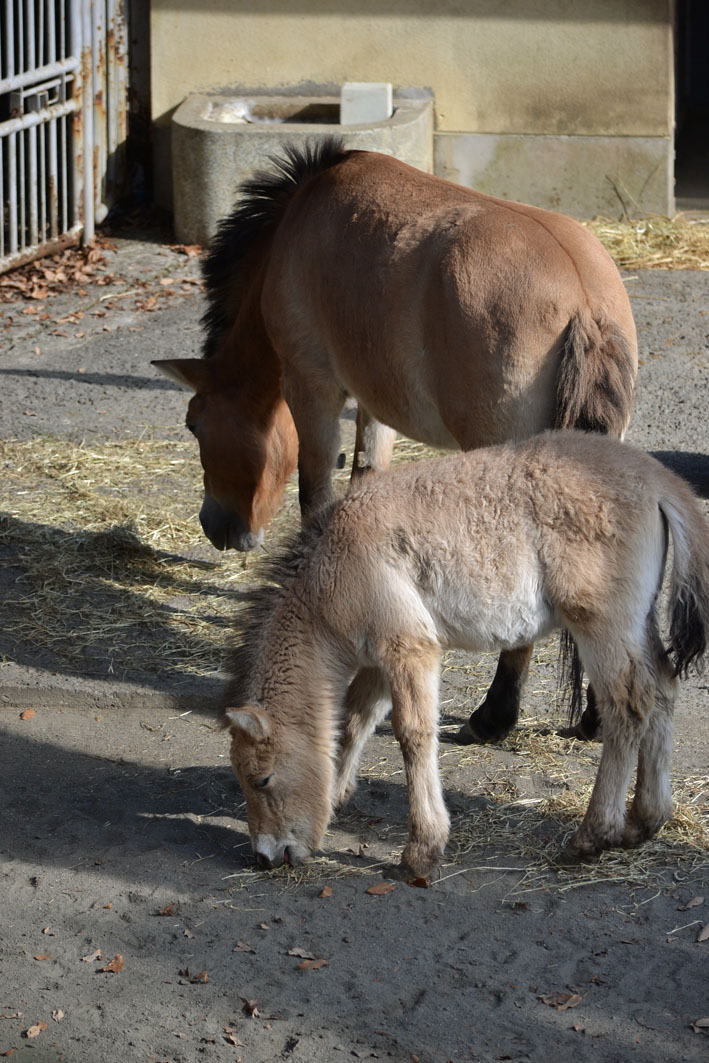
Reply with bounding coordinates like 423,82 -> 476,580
557,721 -> 602,742
452,716 -> 511,746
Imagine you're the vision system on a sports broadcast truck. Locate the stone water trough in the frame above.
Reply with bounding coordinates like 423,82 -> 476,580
171,89 -> 433,246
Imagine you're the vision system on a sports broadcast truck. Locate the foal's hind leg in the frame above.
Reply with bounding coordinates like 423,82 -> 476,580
455,645 -> 533,744
351,408 -> 397,482
334,668 -> 391,809
566,653 -> 656,858
623,627 -> 676,847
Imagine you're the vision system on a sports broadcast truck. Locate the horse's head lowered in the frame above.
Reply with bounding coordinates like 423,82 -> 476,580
152,358 -> 298,551
223,705 -> 332,868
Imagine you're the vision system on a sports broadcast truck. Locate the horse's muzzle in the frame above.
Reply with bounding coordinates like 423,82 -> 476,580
199,495 -> 264,552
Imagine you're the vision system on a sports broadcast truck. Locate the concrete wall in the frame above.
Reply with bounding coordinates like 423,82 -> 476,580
152,0 -> 675,217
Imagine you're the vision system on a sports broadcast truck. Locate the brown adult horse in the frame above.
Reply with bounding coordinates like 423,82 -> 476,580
154,139 -> 637,745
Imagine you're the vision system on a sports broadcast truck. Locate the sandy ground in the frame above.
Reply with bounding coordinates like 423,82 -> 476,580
1,230 -> 708,1063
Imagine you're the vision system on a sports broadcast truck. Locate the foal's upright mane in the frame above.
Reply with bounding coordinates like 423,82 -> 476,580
200,137 -> 350,359
221,503 -> 338,711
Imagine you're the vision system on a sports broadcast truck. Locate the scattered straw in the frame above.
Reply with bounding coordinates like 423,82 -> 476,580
584,214 -> 709,271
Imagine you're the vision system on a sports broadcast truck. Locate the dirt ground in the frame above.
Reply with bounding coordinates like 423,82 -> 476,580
1,230 -> 708,1063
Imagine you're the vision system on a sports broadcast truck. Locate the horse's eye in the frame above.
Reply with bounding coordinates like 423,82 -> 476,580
186,423 -> 198,436
253,773 -> 273,790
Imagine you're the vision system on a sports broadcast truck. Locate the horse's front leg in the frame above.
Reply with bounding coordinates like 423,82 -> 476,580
388,645 -> 449,877
455,645 -> 533,744
351,408 -> 397,482
282,370 -> 346,519
334,668 -> 391,809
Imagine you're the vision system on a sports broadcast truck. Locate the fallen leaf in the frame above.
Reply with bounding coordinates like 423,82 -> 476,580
99,954 -> 124,973
572,1024 -> 585,1032
224,1027 -> 245,1047
19,709 -> 35,720
1,1049 -> 15,1057
297,958 -> 328,971
691,1017 -> 709,1033
366,882 -> 395,896
258,922 -> 270,931
103,903 -> 112,910
540,992 -> 583,1011
183,929 -> 195,939
679,896 -> 704,911
33,954 -> 51,961
41,927 -> 53,935
241,997 -> 259,1017
81,949 -> 102,963
319,886 -> 333,899
288,947 -> 315,959
51,1010 -> 64,1023
24,1021 -> 48,1039
157,903 -> 176,917
407,877 -> 430,889
697,924 -> 709,943
233,941 -> 255,953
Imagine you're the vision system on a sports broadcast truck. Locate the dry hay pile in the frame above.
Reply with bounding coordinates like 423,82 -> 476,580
585,213 -> 709,271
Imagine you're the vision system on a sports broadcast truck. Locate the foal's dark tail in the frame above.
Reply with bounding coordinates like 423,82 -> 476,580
554,311 -> 637,438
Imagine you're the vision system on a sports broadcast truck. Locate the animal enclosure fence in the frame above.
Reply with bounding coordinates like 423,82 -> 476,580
0,0 -> 127,273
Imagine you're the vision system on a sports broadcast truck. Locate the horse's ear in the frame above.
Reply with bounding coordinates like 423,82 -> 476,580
222,707 -> 271,741
152,357 -> 214,393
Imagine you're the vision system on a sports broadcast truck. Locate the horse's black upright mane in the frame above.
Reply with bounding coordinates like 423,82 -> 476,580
221,502 -> 338,712
201,137 -> 349,359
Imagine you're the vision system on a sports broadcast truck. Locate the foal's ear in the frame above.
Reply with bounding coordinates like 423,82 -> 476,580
223,707 -> 271,741
152,357 -> 214,393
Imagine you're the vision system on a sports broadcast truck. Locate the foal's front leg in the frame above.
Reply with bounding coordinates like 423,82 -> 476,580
334,668 -> 392,808
388,646 -> 449,877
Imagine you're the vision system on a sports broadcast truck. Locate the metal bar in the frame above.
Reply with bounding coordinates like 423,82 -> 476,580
80,0 -> 94,241
92,0 -> 107,223
69,0 -> 83,230
26,0 -> 39,245
5,0 -> 19,252
19,126 -> 25,249
38,0 -> 45,68
47,0 -> 60,238
0,56 -> 80,95
0,97 -> 78,137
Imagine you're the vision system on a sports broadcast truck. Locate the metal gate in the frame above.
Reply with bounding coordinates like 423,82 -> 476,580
0,0 -> 127,273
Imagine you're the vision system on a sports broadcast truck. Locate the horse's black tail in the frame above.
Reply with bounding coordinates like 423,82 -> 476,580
201,137 -> 349,359
558,629 -> 585,725
554,311 -> 637,438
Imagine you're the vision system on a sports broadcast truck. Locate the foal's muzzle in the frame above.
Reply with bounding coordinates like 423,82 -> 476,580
199,494 -> 264,552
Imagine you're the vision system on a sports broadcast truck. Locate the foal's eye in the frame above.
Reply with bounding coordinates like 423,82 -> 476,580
186,423 -> 198,436
253,773 -> 273,790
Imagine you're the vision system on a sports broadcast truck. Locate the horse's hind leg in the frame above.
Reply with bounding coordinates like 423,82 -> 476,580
455,645 -> 532,744
334,668 -> 391,809
566,650 -> 656,858
351,408 -> 397,482
623,623 -> 676,847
